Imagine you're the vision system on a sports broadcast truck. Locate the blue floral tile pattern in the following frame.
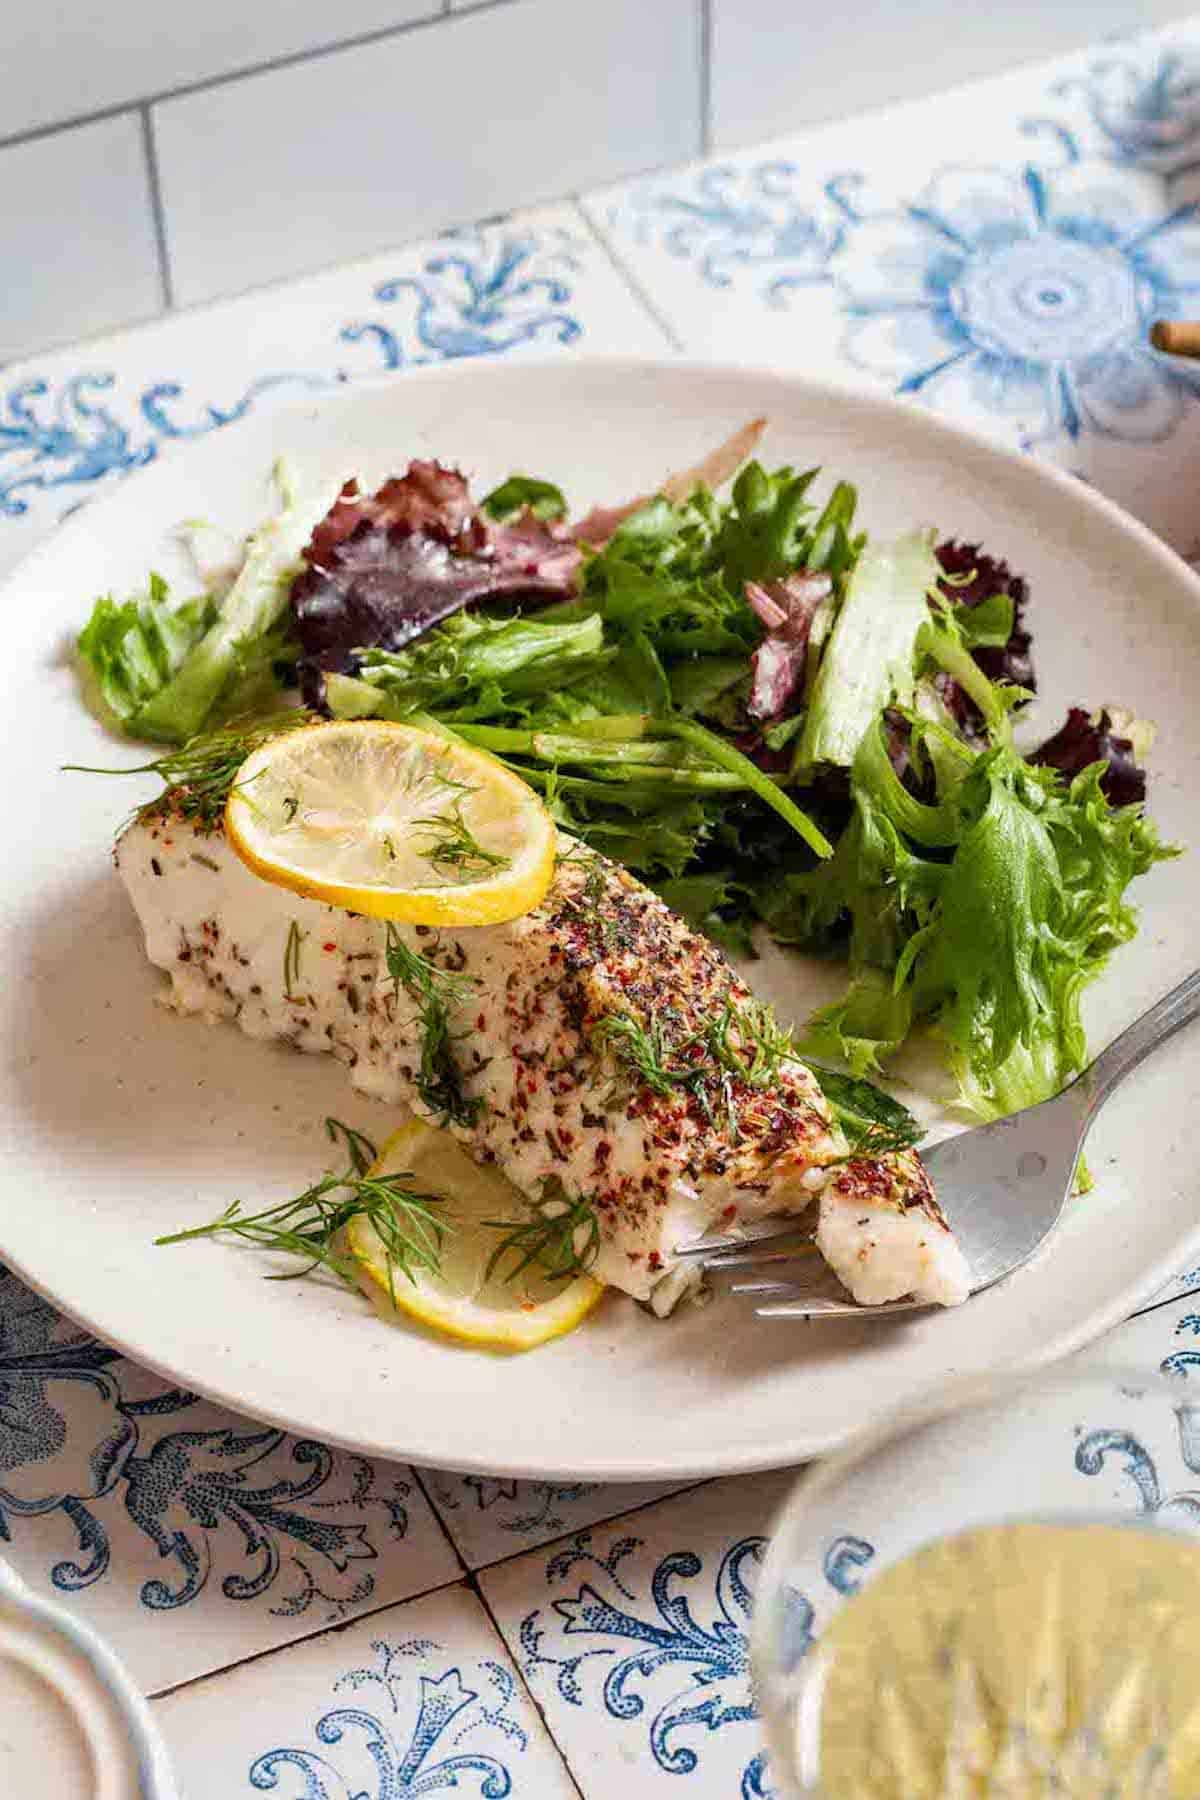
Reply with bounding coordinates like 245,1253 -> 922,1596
153,1584 -> 576,1800
417,1467 -> 702,1569
616,160 -> 841,301
584,17 -> 1200,549
482,1472 -> 798,1800
0,370 -> 322,524
0,1266 -> 458,1692
1051,40 -> 1200,172
830,158 -> 1200,446
521,1530 -> 767,1793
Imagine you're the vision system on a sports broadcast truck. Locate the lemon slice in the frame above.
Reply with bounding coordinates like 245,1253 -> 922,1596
225,719 -> 555,924
348,1120 -> 605,1351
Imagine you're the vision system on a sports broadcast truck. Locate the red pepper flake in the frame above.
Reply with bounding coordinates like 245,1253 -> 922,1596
322,941 -> 336,953
476,1013 -> 486,1031
648,1251 -> 663,1272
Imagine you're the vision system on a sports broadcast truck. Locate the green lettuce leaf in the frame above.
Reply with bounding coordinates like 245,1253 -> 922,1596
132,470 -> 336,744
807,1065 -> 924,1152
656,869 -> 757,958
795,530 -> 941,774
787,738 -> 1176,1116
480,476 -> 567,523
77,575 -> 218,729
351,613 -> 607,721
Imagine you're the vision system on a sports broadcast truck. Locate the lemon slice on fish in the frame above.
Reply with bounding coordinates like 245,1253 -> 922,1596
348,1121 -> 606,1352
225,719 -> 555,925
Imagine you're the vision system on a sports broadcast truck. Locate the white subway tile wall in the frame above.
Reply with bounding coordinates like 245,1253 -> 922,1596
152,0 -> 701,307
1,0 -> 438,140
708,0 -> 1198,149
1,116 -> 162,359
5,0 -> 1200,359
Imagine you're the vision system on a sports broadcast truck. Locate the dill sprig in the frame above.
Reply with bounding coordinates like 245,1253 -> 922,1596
283,920 -> 306,1000
591,995 -> 918,1152
485,1188 -> 601,1284
155,1115 -> 450,1307
64,709 -> 317,828
593,996 -> 794,1106
384,925 -> 483,1128
412,801 -> 512,881
591,1011 -> 688,1098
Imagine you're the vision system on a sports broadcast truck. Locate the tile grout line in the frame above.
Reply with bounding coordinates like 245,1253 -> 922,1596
699,0 -> 713,157
470,1573 -> 587,1800
139,105 -> 175,311
0,0 -> 522,154
146,1565 -> 474,1704
457,1477 -> 715,1579
408,1466 -> 472,1577
1128,1286 -> 1200,1323
569,199 -> 685,354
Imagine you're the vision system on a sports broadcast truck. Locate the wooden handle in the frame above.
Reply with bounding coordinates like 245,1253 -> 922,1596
1150,318 -> 1200,357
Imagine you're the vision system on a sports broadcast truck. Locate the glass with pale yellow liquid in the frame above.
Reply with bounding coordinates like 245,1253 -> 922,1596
752,1369 -> 1200,1797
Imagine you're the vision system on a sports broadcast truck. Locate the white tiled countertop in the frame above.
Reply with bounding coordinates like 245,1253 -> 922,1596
5,21 -> 1200,1795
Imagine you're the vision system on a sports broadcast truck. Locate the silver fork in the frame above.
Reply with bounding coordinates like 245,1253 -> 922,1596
675,969 -> 1200,1319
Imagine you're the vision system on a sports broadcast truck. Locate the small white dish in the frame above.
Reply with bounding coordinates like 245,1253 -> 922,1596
0,1557 -> 178,1798
0,356 -> 1197,1481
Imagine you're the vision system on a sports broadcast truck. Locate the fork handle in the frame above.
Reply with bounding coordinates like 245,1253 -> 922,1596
1074,967 -> 1200,1119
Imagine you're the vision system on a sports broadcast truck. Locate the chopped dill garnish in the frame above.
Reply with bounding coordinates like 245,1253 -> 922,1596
384,925 -> 482,1128
595,995 -> 802,1098
591,1011 -> 688,1099
589,994 -> 916,1150
401,748 -> 476,798
283,920 -> 306,1000
155,1115 -> 450,1308
64,709 -> 316,828
578,858 -> 607,914
706,998 -> 796,1088
485,1188 -> 601,1283
558,851 -> 614,945
412,801 -> 512,881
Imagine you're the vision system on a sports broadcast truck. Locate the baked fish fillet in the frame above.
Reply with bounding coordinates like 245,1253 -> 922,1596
117,797 -> 969,1311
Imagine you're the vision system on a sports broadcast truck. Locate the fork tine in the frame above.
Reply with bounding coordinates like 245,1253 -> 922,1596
728,1279 -> 809,1297
701,1243 -> 818,1271
756,1296 -> 933,1319
672,1220 -> 813,1261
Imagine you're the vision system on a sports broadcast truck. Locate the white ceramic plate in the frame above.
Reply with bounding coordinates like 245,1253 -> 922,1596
2,358 -> 1197,1482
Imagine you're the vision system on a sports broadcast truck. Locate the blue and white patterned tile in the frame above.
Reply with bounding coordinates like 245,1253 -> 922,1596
0,1265 -> 460,1694
0,199 -> 670,585
1089,1280 -> 1200,1378
582,18 -> 1200,553
481,1470 -> 798,1799
416,1466 -> 704,1570
1129,1259 -> 1200,1314
154,1581 -> 575,1800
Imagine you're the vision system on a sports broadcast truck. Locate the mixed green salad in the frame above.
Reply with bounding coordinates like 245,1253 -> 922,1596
77,424 -> 1176,1126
